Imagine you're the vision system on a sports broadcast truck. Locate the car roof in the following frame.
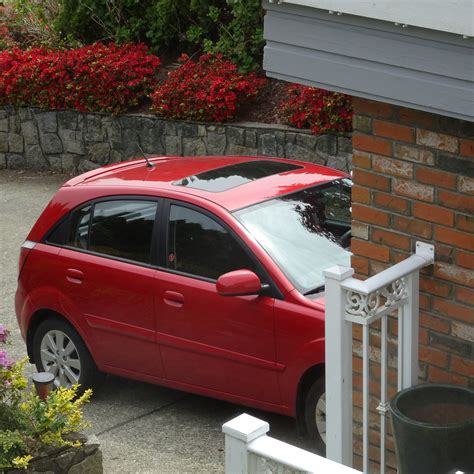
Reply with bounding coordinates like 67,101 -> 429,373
65,155 -> 348,211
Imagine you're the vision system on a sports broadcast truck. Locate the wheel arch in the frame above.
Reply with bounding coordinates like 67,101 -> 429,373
295,363 -> 325,436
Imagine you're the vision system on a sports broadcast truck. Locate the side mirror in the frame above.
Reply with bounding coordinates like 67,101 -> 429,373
216,269 -> 263,297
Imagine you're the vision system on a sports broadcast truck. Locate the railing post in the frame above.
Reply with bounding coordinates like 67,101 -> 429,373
222,413 -> 269,474
324,265 -> 354,467
401,271 -> 419,388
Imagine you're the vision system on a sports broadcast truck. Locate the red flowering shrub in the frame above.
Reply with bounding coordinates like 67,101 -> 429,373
150,54 -> 266,122
0,43 -> 160,113
280,85 -> 352,134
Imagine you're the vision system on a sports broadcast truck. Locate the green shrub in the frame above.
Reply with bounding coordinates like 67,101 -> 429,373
198,0 -> 265,72
146,0 -> 221,53
55,0 -> 220,52
55,0 -> 154,45
55,0 -> 264,71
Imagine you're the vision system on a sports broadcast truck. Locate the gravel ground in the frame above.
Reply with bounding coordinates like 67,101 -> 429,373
0,169 -> 316,473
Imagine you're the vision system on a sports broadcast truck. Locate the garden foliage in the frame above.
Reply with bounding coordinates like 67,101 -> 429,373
150,53 -> 266,122
187,0 -> 265,72
55,0 -> 264,71
0,0 -> 70,51
0,43 -> 160,113
0,324 -> 92,470
0,2 -> 353,132
280,85 -> 353,134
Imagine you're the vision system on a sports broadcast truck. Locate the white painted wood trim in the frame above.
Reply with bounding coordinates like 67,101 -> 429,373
249,435 -> 360,473
324,265 -> 354,467
223,413 -> 361,473
324,241 -> 434,473
274,0 -> 474,37
341,243 -> 435,295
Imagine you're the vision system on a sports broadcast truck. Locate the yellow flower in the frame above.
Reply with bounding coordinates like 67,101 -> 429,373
12,454 -> 33,469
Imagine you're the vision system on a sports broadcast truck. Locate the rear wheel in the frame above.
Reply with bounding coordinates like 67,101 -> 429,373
304,376 -> 326,455
33,318 -> 104,392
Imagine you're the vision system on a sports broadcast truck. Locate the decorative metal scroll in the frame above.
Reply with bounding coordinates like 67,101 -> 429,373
252,455 -> 303,474
345,277 -> 407,318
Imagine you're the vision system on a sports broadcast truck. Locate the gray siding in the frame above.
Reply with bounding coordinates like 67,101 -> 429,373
263,1 -> 474,121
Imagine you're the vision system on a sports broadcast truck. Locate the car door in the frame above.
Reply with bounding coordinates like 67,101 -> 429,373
54,197 -> 165,378
153,200 -> 281,405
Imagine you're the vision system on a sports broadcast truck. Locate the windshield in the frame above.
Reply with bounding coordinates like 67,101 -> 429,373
234,179 -> 352,295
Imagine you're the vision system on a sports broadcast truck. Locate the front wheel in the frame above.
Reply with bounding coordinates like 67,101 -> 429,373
33,318 -> 104,392
304,376 -> 326,455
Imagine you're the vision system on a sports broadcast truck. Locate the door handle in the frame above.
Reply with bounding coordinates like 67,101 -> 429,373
66,268 -> 84,284
164,291 -> 184,307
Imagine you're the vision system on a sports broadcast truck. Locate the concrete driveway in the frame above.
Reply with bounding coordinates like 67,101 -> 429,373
0,170 -> 316,473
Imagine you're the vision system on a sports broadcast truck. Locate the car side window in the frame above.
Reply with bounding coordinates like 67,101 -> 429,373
88,200 -> 158,264
59,200 -> 158,264
66,205 -> 92,249
167,204 -> 256,280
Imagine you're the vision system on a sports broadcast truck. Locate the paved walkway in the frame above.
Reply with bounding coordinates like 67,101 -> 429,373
0,170 -> 315,473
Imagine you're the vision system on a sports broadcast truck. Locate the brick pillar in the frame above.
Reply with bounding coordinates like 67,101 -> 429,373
351,97 -> 473,472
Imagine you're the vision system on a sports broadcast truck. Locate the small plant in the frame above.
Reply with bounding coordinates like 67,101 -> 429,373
0,324 -> 92,471
150,53 -> 266,122
280,85 -> 353,134
0,43 -> 160,114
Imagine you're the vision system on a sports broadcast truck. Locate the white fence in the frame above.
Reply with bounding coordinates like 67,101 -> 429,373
223,413 -> 360,474
324,241 -> 435,473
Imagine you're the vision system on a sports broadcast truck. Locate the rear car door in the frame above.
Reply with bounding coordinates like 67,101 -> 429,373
154,200 -> 281,405
50,197 -> 165,378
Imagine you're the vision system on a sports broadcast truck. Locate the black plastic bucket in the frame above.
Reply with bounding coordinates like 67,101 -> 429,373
390,384 -> 474,474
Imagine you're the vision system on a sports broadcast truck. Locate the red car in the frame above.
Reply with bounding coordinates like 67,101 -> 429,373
15,156 -> 351,451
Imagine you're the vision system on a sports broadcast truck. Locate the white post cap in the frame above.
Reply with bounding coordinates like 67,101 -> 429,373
222,414 -> 269,443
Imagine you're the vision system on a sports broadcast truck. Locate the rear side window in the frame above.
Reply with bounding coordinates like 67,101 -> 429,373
167,204 -> 256,280
89,201 -> 157,263
46,205 -> 92,247
67,205 -> 92,249
48,199 -> 158,264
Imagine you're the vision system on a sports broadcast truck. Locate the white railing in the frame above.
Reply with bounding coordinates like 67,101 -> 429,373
223,413 -> 360,474
324,241 -> 435,473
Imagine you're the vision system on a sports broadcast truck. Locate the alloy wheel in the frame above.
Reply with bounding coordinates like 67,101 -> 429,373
315,392 -> 326,443
40,330 -> 81,388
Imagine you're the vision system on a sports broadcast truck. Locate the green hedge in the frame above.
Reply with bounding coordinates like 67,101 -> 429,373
55,0 -> 264,71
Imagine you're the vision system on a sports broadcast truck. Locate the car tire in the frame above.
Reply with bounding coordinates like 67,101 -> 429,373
33,318 -> 104,392
304,376 -> 326,455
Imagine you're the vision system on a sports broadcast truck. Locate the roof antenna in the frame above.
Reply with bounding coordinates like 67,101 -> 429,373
137,143 -> 155,168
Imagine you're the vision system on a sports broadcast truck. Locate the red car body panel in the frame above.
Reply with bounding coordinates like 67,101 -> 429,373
16,156 -> 349,419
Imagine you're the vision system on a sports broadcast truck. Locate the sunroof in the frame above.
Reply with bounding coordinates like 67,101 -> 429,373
173,160 -> 303,192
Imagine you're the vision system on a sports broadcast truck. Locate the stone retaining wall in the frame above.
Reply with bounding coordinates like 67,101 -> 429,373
0,106 -> 352,173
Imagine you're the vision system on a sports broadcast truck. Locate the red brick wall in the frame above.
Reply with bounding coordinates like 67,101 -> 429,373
351,98 -> 473,472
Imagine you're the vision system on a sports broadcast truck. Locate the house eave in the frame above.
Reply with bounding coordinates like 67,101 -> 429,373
275,0 -> 474,38
263,1 -> 474,122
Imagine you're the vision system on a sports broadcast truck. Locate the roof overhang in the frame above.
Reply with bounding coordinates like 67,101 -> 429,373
263,0 -> 474,121
274,0 -> 474,37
